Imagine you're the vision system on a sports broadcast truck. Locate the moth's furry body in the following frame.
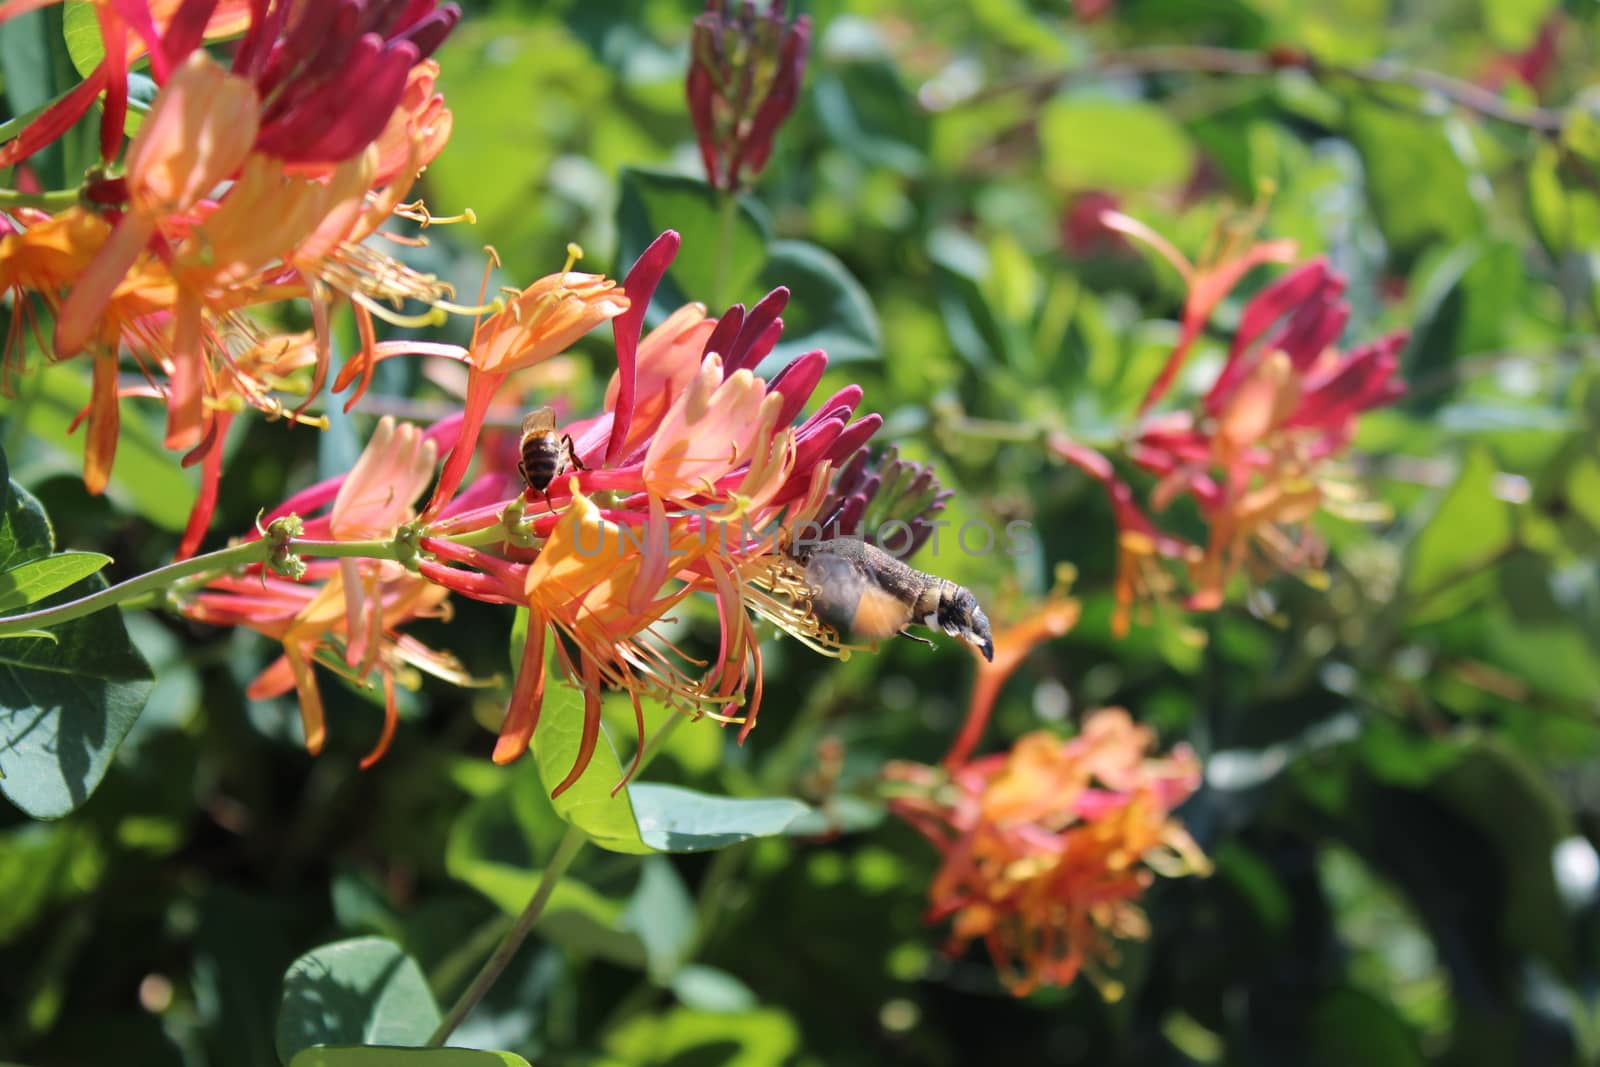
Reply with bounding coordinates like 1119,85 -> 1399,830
793,536 -> 994,661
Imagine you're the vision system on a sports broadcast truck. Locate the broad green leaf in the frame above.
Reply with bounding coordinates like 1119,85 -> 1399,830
754,240 -> 881,370
1039,97 -> 1195,192
1431,741 -> 1575,976
0,821 -> 105,943
1347,102 -> 1483,257
0,551 -> 111,613
289,1049 -> 529,1067
61,1 -> 102,78
617,166 -> 769,315
275,937 -> 440,1063
20,361 -> 197,532
604,1006 -> 799,1066
529,686 -> 652,855
669,965 -> 757,1014
0,483 -> 152,818
811,61 -> 928,177
630,784 -> 812,852
1403,447 -> 1514,619
1481,0 -> 1556,50
1301,987 -> 1426,1067
621,856 -> 695,982
444,760 -> 646,967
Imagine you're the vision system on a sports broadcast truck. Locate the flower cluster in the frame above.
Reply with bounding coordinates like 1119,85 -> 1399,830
889,709 -> 1208,997
0,0 -> 459,555
180,233 -> 879,794
1053,211 -> 1406,634
687,0 -> 810,192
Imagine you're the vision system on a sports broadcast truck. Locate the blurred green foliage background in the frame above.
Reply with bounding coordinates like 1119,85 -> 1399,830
5,0 -> 1600,1063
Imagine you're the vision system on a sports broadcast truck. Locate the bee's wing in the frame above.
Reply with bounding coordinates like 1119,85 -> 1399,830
520,407 -> 557,434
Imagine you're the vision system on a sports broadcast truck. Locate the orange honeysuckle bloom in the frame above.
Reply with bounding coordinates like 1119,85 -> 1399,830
55,52 -> 259,360
413,255 -> 630,513
1100,208 -> 1297,414
943,588 -> 1083,769
391,233 -> 876,793
183,417 -> 475,764
889,709 -> 1209,997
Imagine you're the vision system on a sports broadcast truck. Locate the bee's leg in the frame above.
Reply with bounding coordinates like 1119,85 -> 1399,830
897,630 -> 938,650
564,434 -> 586,471
540,487 -> 555,514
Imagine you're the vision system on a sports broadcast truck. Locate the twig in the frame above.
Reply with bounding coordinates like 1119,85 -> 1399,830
925,46 -> 1564,133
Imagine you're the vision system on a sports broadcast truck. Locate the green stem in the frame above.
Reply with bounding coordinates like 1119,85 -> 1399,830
426,824 -> 587,1047
425,713 -> 686,1047
0,533 -> 405,636
0,538 -> 273,635
0,187 -> 80,211
711,192 -> 738,310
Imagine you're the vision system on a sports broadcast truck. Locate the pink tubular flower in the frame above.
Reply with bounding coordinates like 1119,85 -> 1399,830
888,710 -> 1209,998
412,231 -> 879,794
1,0 -> 459,548
1060,212 -> 1407,630
181,416 -> 477,765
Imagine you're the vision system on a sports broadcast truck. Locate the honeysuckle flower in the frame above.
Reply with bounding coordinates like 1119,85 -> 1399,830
181,417 -> 476,765
0,2 -> 458,534
1053,212 -> 1405,631
405,232 -> 878,793
399,248 -> 630,513
1099,208 -> 1297,414
887,709 -> 1209,997
943,585 -> 1082,769
687,0 -> 811,192
1127,256 -> 1406,611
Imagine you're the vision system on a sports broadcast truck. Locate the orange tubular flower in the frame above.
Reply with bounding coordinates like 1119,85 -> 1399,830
182,417 -> 477,765
0,0 -> 459,543
411,231 -> 879,794
409,256 -> 630,513
889,710 -> 1209,997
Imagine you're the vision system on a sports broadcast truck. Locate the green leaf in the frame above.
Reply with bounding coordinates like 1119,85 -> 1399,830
603,1006 -> 799,1066
617,167 -> 769,314
1039,97 -> 1195,192
288,1049 -> 530,1067
530,686 -> 653,855
669,965 -> 757,1014
19,362 -> 197,532
1300,987 -> 1426,1067
275,937 -> 440,1063
444,760 -> 646,967
1403,446 -> 1514,620
61,0 -> 103,78
1347,102 -> 1483,257
811,61 -> 928,177
0,821 -> 105,943
0,551 -> 111,613
1480,0 -> 1556,50
629,784 -> 812,852
0,483 -> 152,818
754,240 -> 881,370
621,856 -> 695,982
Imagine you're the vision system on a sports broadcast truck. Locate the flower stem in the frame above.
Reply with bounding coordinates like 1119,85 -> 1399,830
425,713 -> 686,1046
711,191 -> 738,310
0,539 -> 273,636
0,187 -> 79,211
426,823 -> 586,1047
0,533 -> 406,636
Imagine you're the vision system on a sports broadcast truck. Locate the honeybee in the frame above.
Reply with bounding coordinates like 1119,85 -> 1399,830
517,406 -> 583,507
794,536 -> 994,661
